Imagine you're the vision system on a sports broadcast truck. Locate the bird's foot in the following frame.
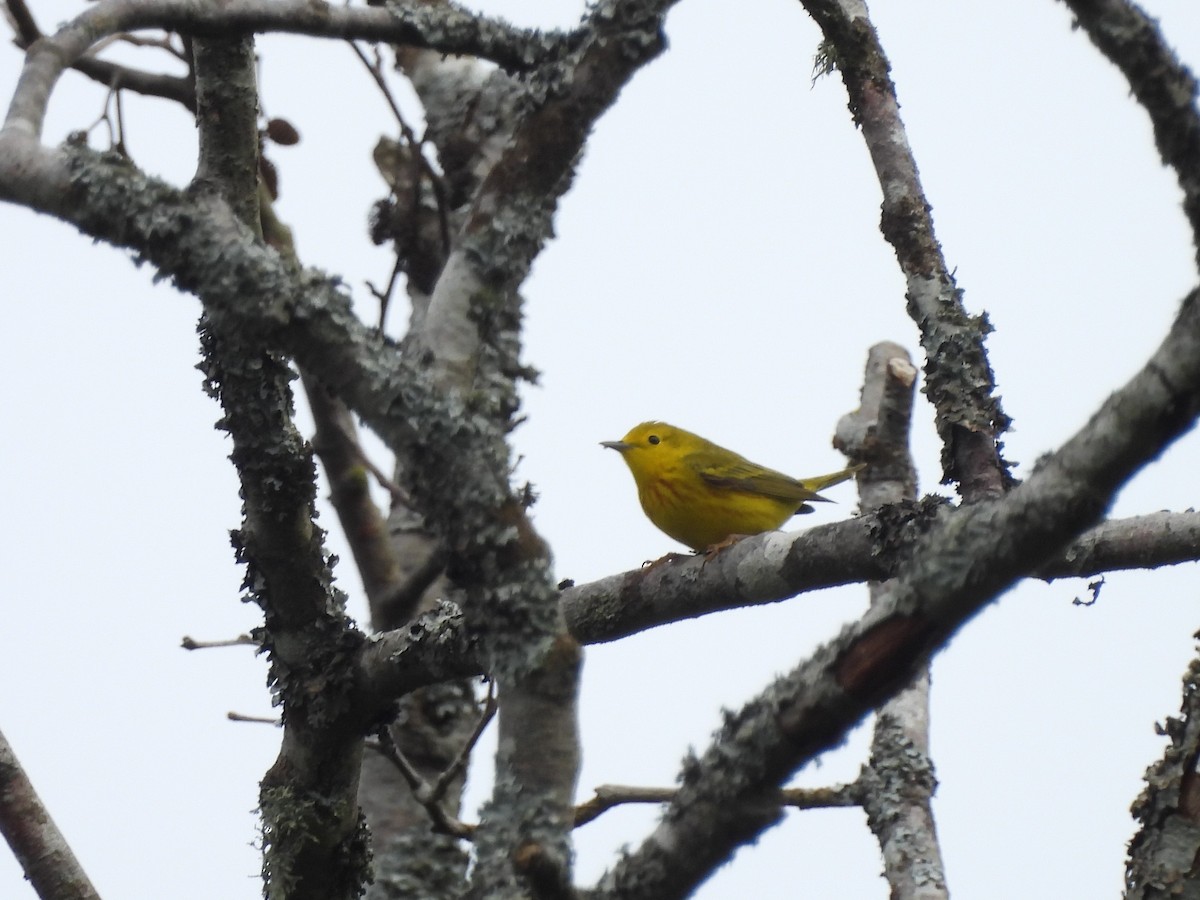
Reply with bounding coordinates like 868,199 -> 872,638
641,552 -> 692,571
701,534 -> 750,565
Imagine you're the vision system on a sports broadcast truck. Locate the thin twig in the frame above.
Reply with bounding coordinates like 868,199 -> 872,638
83,86 -> 116,147
573,781 -> 862,829
117,31 -> 188,60
367,727 -> 476,838
432,680 -> 497,800
348,40 -> 411,137
327,410 -> 410,504
364,685 -> 495,839
6,1 -> 195,109
366,252 -> 405,330
113,80 -> 129,156
308,376 -> 411,505
181,634 -> 258,650
227,712 -> 281,726
349,39 -> 452,286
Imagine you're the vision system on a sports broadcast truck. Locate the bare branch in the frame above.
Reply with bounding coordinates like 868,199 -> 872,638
362,683 -> 495,842
1058,0 -> 1200,268
1037,510 -> 1200,580
366,728 -> 476,839
5,0 -> 197,109
181,634 -> 257,650
4,0 -> 573,142
0,727 -> 100,900
4,0 -> 38,46
432,681 -> 497,802
365,681 -> 498,851
347,501 -> 1200,714
72,55 -> 195,110
572,783 -> 861,829
304,377 -> 408,606
227,712 -> 281,725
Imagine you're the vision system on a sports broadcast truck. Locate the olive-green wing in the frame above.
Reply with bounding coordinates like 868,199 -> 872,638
693,453 -> 863,503
689,453 -> 815,502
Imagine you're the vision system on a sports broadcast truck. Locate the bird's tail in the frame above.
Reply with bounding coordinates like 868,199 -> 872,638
798,462 -> 866,503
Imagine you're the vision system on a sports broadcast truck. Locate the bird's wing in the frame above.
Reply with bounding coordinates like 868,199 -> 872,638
693,455 -> 826,504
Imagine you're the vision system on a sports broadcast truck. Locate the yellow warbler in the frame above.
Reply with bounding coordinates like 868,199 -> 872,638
602,421 -> 863,551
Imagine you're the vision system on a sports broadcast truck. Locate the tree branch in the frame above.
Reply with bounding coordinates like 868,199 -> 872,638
355,601 -> 480,707
191,33 -> 370,900
0,135 -> 414,450
0,727 -> 100,900
347,503 -> 1200,706
1058,0 -> 1200,269
559,508 -> 1200,645
375,3 -> 678,896
366,728 -> 476,839
5,5 -> 1199,894
4,0 -> 571,140
4,0 -> 197,111
572,782 -> 861,830
591,286 -> 1200,899
304,377 -> 408,610
1037,510 -> 1200,579
1125,643 -> 1200,897
837,342 -> 949,900
801,0 -> 1011,498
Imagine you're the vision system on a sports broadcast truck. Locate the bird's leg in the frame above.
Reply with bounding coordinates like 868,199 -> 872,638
700,534 -> 751,564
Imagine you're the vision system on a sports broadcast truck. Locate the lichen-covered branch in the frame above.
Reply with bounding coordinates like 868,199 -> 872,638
1125,645 -> 1200,898
5,3 -> 1199,898
837,342 -> 949,900
591,289 -> 1200,899
4,0 -> 570,139
270,125 -> 476,900
191,34 -> 370,900
559,508 -> 1200,645
801,0 -> 1011,498
0,135 -> 414,448
356,602 -> 480,703
376,3 -> 679,895
344,503 -> 1200,703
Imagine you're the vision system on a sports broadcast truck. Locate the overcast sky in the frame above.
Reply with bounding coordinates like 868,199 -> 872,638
3,1 -> 1200,898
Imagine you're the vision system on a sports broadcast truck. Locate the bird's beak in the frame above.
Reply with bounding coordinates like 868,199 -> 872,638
600,440 -> 631,452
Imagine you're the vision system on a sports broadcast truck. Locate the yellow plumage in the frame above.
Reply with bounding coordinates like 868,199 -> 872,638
602,421 -> 863,551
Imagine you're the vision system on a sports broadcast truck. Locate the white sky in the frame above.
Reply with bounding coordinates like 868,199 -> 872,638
3,1 -> 1200,898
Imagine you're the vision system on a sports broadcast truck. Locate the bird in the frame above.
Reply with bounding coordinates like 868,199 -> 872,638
602,421 -> 863,552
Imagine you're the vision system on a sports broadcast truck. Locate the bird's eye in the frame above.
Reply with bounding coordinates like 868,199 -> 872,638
647,434 -> 661,445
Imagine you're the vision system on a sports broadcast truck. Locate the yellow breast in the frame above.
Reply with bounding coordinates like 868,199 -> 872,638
635,468 -> 798,550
